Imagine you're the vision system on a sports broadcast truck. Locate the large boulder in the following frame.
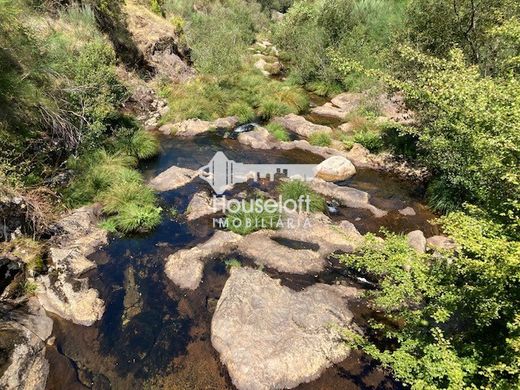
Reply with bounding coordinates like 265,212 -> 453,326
310,93 -> 363,121
272,114 -> 332,138
36,206 -> 107,326
212,267 -> 358,390
149,165 -> 199,192
165,231 -> 242,290
315,156 -> 356,182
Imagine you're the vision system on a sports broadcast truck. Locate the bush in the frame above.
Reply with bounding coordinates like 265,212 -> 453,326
266,123 -> 290,141
226,101 -> 256,123
339,212 -> 520,388
278,180 -> 326,212
353,130 -> 383,152
308,132 -> 332,146
64,150 -> 162,233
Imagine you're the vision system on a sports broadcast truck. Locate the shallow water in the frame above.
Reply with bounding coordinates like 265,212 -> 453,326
45,133 -> 431,389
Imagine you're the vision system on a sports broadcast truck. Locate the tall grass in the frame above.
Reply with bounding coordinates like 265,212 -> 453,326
278,180 -> 326,212
64,150 -> 162,233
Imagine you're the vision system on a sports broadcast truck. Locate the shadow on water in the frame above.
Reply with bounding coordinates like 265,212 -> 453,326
46,133 -> 430,389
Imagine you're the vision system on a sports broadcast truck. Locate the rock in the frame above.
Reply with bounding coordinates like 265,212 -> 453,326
427,235 -> 456,251
338,122 -> 353,133
213,116 -> 239,129
212,267 -> 358,390
0,297 -> 53,390
315,156 -> 356,182
0,321 -> 49,390
122,266 -> 143,326
399,206 -> 416,216
271,10 -> 285,22
124,2 -> 193,82
237,127 -> 275,149
310,179 -> 387,218
165,231 -> 242,290
272,114 -> 332,138
407,230 -> 426,253
185,191 -> 215,221
330,92 -> 363,112
236,230 -> 325,274
345,143 -> 372,166
310,103 -> 348,121
36,206 -> 107,326
160,117 -> 239,137
254,58 -> 270,76
149,165 -> 199,192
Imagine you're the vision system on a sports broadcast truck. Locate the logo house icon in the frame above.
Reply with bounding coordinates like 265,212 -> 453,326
198,152 -> 318,195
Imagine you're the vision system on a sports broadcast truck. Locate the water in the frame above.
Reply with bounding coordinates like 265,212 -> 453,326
45,133 -> 431,389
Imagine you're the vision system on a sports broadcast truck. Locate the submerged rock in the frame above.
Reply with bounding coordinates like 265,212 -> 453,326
149,165 -> 199,192
315,156 -> 356,182
36,206 -> 107,326
212,267 -> 358,390
273,114 -> 332,138
165,231 -> 242,290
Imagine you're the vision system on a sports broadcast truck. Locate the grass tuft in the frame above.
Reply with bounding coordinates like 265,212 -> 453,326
308,132 -> 332,147
266,123 -> 290,141
278,180 -> 326,212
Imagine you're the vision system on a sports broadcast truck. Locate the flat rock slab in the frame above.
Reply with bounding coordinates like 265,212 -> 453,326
212,267 -> 358,390
273,114 -> 332,137
237,127 -> 274,149
165,231 -> 242,290
236,230 -> 325,274
159,117 -> 238,137
149,165 -> 199,192
310,179 -> 387,218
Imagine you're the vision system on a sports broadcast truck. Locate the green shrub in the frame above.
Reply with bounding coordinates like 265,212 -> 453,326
64,150 -> 161,233
308,132 -> 332,146
266,123 -> 290,141
258,99 -> 291,120
226,101 -> 256,123
278,180 -> 326,212
353,130 -> 383,152
338,212 -> 520,388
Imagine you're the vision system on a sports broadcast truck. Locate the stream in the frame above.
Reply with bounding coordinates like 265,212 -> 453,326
44,132 -> 438,389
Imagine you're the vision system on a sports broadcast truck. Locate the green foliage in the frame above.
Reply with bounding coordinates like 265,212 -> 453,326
64,150 -> 161,233
114,129 -> 160,160
150,0 -> 164,15
308,132 -> 332,146
352,129 -> 383,152
224,258 -> 242,269
185,0 -> 267,75
266,122 -> 290,141
278,180 -> 326,212
226,101 -> 256,123
162,71 -> 308,122
406,0 -> 520,75
19,280 -> 38,296
273,0 -> 406,89
226,199 -> 281,235
339,212 -> 520,388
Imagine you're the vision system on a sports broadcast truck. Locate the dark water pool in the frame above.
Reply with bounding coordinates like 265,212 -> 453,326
45,133 -> 430,389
